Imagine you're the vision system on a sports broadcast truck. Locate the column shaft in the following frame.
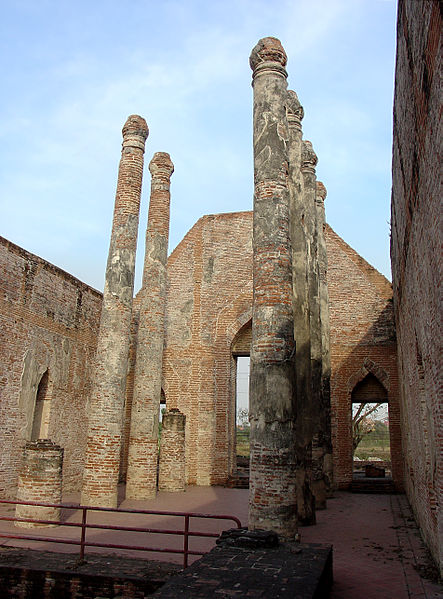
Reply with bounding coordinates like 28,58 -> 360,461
126,152 -> 173,499
81,115 -> 148,508
287,93 -> 315,524
315,181 -> 333,497
301,141 -> 324,512
248,38 -> 297,538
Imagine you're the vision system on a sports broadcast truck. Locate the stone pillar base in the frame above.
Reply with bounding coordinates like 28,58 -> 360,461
15,439 -> 63,528
158,409 -> 186,492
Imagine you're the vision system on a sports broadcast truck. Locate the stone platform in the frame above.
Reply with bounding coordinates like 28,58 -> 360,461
153,535 -> 332,598
0,546 -> 181,598
0,539 -> 332,599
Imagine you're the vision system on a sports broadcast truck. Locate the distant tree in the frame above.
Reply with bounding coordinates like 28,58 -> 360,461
352,403 -> 382,451
237,408 -> 249,427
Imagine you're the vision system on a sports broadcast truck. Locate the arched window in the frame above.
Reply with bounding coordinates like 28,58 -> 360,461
31,370 -> 51,441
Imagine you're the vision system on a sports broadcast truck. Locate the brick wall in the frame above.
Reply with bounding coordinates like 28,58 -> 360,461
161,212 -> 253,486
1,207 -> 402,501
326,227 -> 402,489
390,0 -> 442,574
0,236 -> 101,498
154,212 -> 400,489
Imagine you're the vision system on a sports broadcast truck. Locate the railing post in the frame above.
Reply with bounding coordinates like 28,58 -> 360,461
79,507 -> 87,561
183,515 -> 190,569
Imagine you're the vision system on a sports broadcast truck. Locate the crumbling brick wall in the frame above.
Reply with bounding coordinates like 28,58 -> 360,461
161,212 -> 253,486
0,236 -> 101,498
390,0 -> 442,574
326,227 -> 401,489
1,207 -> 402,500
154,212 -> 401,489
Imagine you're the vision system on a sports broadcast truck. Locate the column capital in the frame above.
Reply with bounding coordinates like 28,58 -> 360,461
250,37 -> 288,82
122,114 -> 149,151
149,152 -> 174,178
301,140 -> 318,174
286,90 -> 304,129
316,181 -> 327,202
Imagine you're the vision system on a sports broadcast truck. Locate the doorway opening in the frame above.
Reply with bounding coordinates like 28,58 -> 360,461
351,374 -> 391,480
229,319 -> 252,487
235,356 -> 250,461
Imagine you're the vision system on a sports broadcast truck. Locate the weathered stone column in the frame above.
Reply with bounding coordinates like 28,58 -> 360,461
301,140 -> 324,510
248,37 -> 298,538
158,409 -> 186,492
315,181 -> 333,497
81,115 -> 149,508
126,151 -> 173,499
15,440 -> 63,528
287,92 -> 315,524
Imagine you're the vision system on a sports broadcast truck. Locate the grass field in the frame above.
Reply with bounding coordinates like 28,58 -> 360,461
354,424 -> 391,462
236,426 -> 392,462
236,429 -> 250,457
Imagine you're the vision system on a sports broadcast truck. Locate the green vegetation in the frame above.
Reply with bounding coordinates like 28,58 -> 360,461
236,427 -> 250,457
236,408 -> 391,463
354,420 -> 391,462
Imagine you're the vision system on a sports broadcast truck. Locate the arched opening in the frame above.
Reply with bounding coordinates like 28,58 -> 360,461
236,356 -> 250,459
159,388 -> 167,423
31,370 -> 51,441
230,321 -> 251,484
157,389 -> 167,488
351,373 -> 391,481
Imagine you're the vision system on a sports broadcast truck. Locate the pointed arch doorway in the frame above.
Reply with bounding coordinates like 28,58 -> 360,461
351,372 -> 392,486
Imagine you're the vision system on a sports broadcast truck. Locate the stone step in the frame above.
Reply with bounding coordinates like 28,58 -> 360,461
350,478 -> 396,494
226,473 -> 250,489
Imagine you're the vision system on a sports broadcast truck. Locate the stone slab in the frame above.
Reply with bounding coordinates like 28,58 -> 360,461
152,542 -> 332,598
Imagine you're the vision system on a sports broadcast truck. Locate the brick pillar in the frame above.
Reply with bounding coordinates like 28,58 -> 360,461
301,140 -> 324,511
158,409 -> 186,492
287,92 -> 316,524
15,440 -> 63,528
248,37 -> 298,538
126,152 -> 174,499
81,115 -> 149,508
315,181 -> 333,497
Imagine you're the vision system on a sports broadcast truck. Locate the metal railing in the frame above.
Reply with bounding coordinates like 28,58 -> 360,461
0,499 -> 242,568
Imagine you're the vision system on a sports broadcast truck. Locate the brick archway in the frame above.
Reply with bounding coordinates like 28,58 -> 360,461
347,358 -> 390,394
333,358 -> 403,490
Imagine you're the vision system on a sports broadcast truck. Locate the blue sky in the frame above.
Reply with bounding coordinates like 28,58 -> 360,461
0,0 -> 397,292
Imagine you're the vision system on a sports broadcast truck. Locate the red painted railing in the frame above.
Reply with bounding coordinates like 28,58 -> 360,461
0,499 -> 242,568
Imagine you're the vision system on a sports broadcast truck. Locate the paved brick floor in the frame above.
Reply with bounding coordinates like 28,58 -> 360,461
300,492 -> 442,599
0,487 -> 441,598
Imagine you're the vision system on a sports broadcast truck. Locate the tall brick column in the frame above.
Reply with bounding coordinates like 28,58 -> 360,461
15,440 -> 63,528
301,140 -> 324,510
248,37 -> 298,538
158,409 -> 186,492
81,115 -> 149,508
287,92 -> 315,524
315,181 -> 333,497
126,152 -> 173,499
